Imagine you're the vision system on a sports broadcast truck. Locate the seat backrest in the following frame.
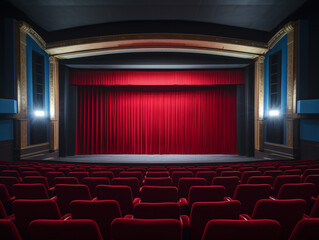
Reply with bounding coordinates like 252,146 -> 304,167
304,174 -> 319,197
241,171 -> 262,184
146,171 -> 169,178
252,199 -> 306,240
288,218 -> 319,240
144,177 -> 172,186
302,169 -> 319,182
119,172 -> 143,184
0,201 -> 7,219
220,171 -> 241,178
54,177 -> 79,185
108,168 -> 125,177
29,219 -> 103,240
21,171 -> 40,178
177,178 -> 206,199
0,177 -> 19,196
82,177 -> 110,197
284,169 -> 302,175
12,199 -> 61,240
195,171 -> 216,184
233,184 -> 271,215
264,170 -> 283,179
111,218 -> 182,240
91,171 -> 114,179
70,200 -> 121,240
140,186 -> 178,203
95,185 -> 133,216
134,202 -> 180,219
111,177 -> 140,198
0,183 -> 12,205
247,175 -> 273,185
23,176 -> 49,190
190,201 -> 241,240
188,186 -> 225,208
55,184 -> 91,215
276,183 -> 315,208
202,219 -> 281,240
257,166 -> 277,173
273,175 -> 301,194
216,167 -> 233,176
45,172 -> 65,187
1,170 -> 20,179
67,172 -> 89,183
13,183 -> 49,199
212,176 -> 239,197
172,171 -> 193,186
0,219 -> 22,240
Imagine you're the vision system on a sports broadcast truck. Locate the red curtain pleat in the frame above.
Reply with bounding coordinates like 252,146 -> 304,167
76,85 -> 237,154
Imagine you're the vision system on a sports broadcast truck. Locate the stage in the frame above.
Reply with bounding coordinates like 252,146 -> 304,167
49,154 -> 266,165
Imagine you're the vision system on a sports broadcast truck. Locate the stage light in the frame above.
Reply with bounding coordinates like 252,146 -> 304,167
269,109 -> 280,117
34,110 -> 45,117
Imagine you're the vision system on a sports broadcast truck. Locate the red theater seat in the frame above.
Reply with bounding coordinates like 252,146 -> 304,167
143,177 -> 172,186
0,177 -> 20,196
216,167 -> 233,176
212,176 -> 239,197
284,169 -> 302,175
67,172 -> 89,183
302,169 -> 319,182
29,219 -> 103,240
111,218 -> 182,240
20,171 -> 40,178
119,171 -> 143,184
70,200 -> 121,240
177,177 -> 207,199
82,177 -> 110,197
241,171 -> 262,184
108,168 -> 125,178
221,170 -> 241,178
0,184 -> 14,214
247,175 -> 273,185
23,176 -> 49,190
45,172 -> 65,187
304,174 -> 319,198
91,171 -> 114,179
289,218 -> 319,240
264,170 -> 283,179
202,219 -> 281,240
172,171 -> 193,186
139,186 -> 178,203
54,177 -> 79,185
111,177 -> 140,198
133,202 -> 180,219
0,219 -> 22,240
146,171 -> 169,178
195,171 -> 216,184
273,175 -> 301,194
13,183 -> 49,199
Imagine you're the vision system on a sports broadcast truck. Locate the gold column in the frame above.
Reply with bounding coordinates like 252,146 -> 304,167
15,21 -> 28,150
286,22 -> 299,149
254,56 -> 265,151
49,57 -> 59,151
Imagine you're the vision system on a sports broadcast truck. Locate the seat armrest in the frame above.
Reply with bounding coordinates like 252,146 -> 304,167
269,196 -> 276,200
50,196 -> 57,201
92,197 -> 97,201
124,214 -> 134,218
133,198 -> 141,206
9,196 -> 15,202
239,214 -> 251,220
61,214 -> 72,220
178,198 -> 188,208
180,215 -> 190,228
303,214 -> 310,219
224,197 -> 232,201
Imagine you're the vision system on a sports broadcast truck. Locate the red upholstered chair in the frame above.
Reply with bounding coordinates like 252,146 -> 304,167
57,167 -> 71,175
169,168 -> 186,176
148,167 -> 168,172
195,171 -> 216,184
279,166 -> 293,172
29,219 -> 103,240
276,183 -> 315,209
182,201 -> 241,240
177,177 -> 207,199
264,170 -> 283,179
0,219 -> 22,240
139,186 -> 178,203
257,166 -> 277,173
309,196 -> 319,218
95,185 -> 137,216
12,199 -> 63,240
70,200 -> 121,240
1,170 -> 21,180
119,171 -> 143,184
82,177 -> 110,197
146,171 -> 169,178
232,184 -> 271,215
304,174 -> 319,198
111,177 -> 140,198
45,172 -> 65,187
221,171 -> 241,178
39,167 -> 55,175
133,202 -> 180,219
172,171 -> 193,186
126,167 -> 146,176
0,201 -> 8,219
20,171 -> 40,178
247,175 -> 273,185
273,175 -> 301,194
55,184 -> 92,215
238,166 -> 255,172
202,219 -> 281,240
108,168 -> 125,178
13,183 -> 49,199
289,218 -> 319,240
54,177 -> 79,185
216,167 -> 233,176
212,176 -> 239,197
284,169 -> 302,175
302,168 -> 319,182
23,176 -> 49,190
67,172 -> 89,183
241,171 -> 262,184
111,218 -> 182,240
144,177 -> 172,186
249,199 -> 306,240
91,171 -> 114,179
0,184 -> 14,214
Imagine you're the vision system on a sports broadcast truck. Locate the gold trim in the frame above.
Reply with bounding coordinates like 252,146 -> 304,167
19,21 -> 46,50
21,142 -> 49,150
22,154 -> 45,159
264,148 -> 293,157
268,22 -> 295,49
264,142 -> 294,149
269,152 -> 294,159
21,149 -> 49,157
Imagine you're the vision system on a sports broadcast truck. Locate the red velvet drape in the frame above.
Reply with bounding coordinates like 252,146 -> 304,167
76,85 -> 237,154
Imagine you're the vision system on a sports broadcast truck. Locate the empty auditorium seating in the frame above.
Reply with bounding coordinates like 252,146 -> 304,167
23,176 -> 50,190
143,177 -> 172,186
241,171 -> 262,184
0,177 -> 19,196
111,218 -> 182,240
289,218 -> 319,240
133,202 -> 180,219
67,172 -> 89,183
91,171 -> 114,179
29,219 -> 103,240
302,168 -> 319,182
119,171 -> 143,184
139,186 -> 178,203
13,183 -> 49,199
201,219 -> 281,240
0,201 -> 8,219
284,169 -> 302,175
82,177 -> 110,197
177,177 -> 207,198
273,175 -> 301,194
308,196 -> 319,218
304,174 -> 319,198
20,171 -> 40,178
108,168 -> 125,177
70,200 -> 121,240
0,184 -> 14,214
111,177 -> 140,198
146,171 -> 170,178
54,177 -> 79,185
0,219 -> 22,240
45,172 -> 65,187
221,170 -> 241,177
195,171 -> 216,184
216,167 -> 233,176
212,176 -> 239,197
172,171 -> 193,186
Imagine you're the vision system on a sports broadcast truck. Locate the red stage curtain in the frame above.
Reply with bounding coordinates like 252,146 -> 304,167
70,70 -> 244,86
76,85 -> 237,154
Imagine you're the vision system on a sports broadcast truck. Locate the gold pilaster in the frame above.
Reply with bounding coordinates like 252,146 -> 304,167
254,56 -> 265,151
15,21 -> 28,149
49,57 -> 59,151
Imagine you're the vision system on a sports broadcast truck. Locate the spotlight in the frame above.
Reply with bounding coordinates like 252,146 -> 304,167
269,110 -> 280,117
34,110 -> 45,117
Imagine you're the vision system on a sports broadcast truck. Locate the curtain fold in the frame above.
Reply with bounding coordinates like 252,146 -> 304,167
76,85 -> 237,154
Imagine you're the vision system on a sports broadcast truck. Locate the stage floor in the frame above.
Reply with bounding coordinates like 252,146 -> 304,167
53,154 -> 266,165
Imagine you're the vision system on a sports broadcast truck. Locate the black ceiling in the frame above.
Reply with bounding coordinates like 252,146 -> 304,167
6,0 -> 307,32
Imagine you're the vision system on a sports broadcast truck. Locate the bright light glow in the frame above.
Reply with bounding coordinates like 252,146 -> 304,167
34,110 -> 45,117
269,110 -> 280,117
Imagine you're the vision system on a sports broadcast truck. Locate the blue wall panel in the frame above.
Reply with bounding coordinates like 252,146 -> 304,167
0,120 -> 14,141
300,119 -> 319,142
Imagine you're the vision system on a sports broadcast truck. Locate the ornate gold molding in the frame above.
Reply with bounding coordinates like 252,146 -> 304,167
254,56 -> 265,151
49,57 -> 59,151
19,21 -> 46,50
268,22 -> 296,49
